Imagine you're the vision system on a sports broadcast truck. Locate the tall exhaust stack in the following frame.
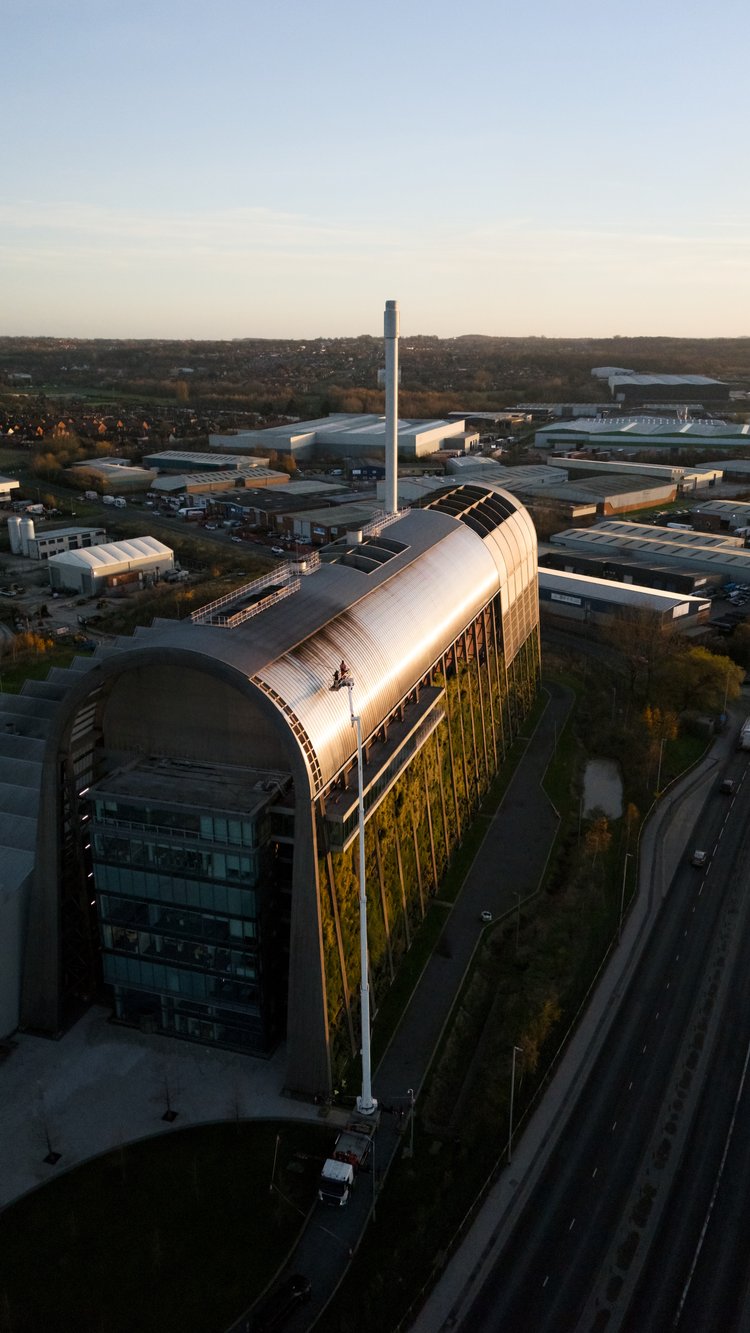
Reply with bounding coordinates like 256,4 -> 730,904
384,298 -> 400,514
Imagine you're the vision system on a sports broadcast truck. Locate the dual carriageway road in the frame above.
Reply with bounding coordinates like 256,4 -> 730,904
462,746 -> 750,1333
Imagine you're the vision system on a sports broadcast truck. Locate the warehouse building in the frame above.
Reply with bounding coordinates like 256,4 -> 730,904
544,456 -> 723,491
150,467 -> 289,498
143,451 -> 271,473
549,523 -> 750,584
210,413 -> 478,462
539,568 -> 711,631
536,417 -> 750,454
691,499 -> 750,533
539,548 -> 721,597
47,536 -> 174,595
606,373 -> 731,408
11,482 -> 540,1098
69,460 -> 158,492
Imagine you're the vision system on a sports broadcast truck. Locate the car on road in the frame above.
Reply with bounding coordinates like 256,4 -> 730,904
720,778 -> 737,795
479,909 -> 493,924
690,849 -> 708,868
271,546 -> 285,555
230,536 -> 243,543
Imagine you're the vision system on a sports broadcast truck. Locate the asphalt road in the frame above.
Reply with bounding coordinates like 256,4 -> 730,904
462,751 -> 750,1333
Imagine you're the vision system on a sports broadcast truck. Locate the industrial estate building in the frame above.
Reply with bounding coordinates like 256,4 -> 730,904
535,416 -> 750,453
46,536 -> 174,594
8,482 -> 540,1098
209,413 -> 479,461
7,521 -> 107,562
538,568 -> 711,631
549,521 -> 750,585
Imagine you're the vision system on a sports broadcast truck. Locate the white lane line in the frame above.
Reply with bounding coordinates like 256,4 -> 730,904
642,1044 -> 648,1054
675,1034 -> 750,1323
542,1275 -> 549,1288
611,1122 -> 617,1132
568,1218 -> 576,1231
592,1167 -> 598,1179
655,1012 -> 660,1021
628,1081 -> 633,1091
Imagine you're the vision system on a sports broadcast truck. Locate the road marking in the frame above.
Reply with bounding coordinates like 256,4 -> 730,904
655,1011 -> 660,1021
666,981 -> 670,989
592,1167 -> 598,1179
542,1275 -> 549,1288
675,953 -> 680,961
568,1217 -> 576,1231
628,1081 -> 633,1091
642,1044 -> 648,1053
684,929 -> 688,937
611,1121 -> 617,1132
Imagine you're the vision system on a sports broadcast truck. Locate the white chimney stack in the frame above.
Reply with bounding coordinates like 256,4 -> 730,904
383,299 -> 400,515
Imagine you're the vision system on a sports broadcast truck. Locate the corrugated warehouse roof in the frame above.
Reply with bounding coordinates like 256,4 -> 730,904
608,374 -> 725,388
550,526 -> 750,576
537,417 -> 749,445
144,451 -> 272,469
539,568 -> 709,614
594,520 -> 744,549
47,536 -> 173,572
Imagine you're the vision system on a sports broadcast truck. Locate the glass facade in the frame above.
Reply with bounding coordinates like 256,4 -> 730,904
88,781 -> 291,1055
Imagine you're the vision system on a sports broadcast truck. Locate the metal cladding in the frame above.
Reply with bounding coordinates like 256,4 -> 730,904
7,516 -> 22,555
253,485 -> 537,794
384,299 -> 399,515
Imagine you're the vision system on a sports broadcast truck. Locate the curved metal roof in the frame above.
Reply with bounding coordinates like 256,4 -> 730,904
253,486 -> 537,792
47,536 -> 172,570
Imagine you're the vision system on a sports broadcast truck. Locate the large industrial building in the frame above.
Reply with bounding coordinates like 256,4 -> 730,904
535,416 -> 750,453
46,536 -> 174,594
538,569 -> 711,631
549,521 -> 750,584
7,481 -> 540,1098
210,413 -> 478,461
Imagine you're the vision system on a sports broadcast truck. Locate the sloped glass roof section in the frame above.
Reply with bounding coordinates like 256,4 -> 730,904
420,483 -> 517,536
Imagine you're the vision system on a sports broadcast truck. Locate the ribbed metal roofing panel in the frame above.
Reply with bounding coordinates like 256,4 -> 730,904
254,489 -> 537,792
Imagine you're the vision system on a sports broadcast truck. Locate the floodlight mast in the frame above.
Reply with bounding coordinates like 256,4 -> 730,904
330,662 -> 377,1116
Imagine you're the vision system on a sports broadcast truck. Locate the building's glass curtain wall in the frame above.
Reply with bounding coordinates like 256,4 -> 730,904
87,774 -> 290,1054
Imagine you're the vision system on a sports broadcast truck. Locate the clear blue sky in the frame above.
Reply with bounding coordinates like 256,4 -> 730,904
4,0 -> 750,339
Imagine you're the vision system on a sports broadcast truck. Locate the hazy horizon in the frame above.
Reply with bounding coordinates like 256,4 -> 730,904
5,0 -> 750,342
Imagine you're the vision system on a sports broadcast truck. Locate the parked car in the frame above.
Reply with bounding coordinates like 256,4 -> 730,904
479,909 -> 493,924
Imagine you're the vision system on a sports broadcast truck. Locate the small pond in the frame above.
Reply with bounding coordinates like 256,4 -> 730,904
583,757 -> 623,819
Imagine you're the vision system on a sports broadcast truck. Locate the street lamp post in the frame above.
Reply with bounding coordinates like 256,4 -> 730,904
619,851 -> 633,943
331,662 -> 377,1117
656,736 -> 665,795
508,1045 -> 523,1165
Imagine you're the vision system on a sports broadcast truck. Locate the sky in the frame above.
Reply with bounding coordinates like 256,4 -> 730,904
4,0 -> 750,340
